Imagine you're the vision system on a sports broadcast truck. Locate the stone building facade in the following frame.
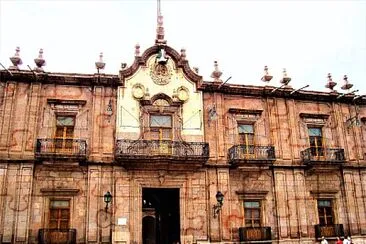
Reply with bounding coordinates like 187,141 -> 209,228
1,23 -> 366,244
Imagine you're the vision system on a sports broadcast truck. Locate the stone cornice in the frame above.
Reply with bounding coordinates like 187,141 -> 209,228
0,70 -> 119,87
200,82 -> 366,105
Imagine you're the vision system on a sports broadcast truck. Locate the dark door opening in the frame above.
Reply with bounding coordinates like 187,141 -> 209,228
142,188 -> 180,244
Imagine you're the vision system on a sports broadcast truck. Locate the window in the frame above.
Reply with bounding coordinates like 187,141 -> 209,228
150,114 -> 172,140
308,127 -> 324,157
244,201 -> 261,228
55,116 -> 75,152
49,200 -> 70,229
318,199 -> 334,226
239,124 -> 254,155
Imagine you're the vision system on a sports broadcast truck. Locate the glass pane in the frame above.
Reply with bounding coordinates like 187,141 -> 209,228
56,116 -> 75,126
55,128 -> 64,138
326,216 -> 334,225
245,210 -> 251,219
60,221 -> 69,229
61,209 -> 69,219
150,115 -> 172,127
244,201 -> 260,208
50,200 -> 70,208
245,220 -> 252,227
66,128 -> 74,137
254,220 -> 261,227
319,219 -> 326,226
49,220 -> 58,229
308,127 -> 322,136
318,200 -> 331,207
161,128 -> 172,140
239,124 -> 254,134
50,210 -> 58,219
253,210 -> 260,218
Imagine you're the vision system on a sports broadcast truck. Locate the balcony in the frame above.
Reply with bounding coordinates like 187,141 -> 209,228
301,148 -> 345,165
228,145 -> 275,167
38,228 -> 76,244
315,224 -> 344,239
115,139 -> 209,164
35,138 -> 87,161
239,227 -> 272,242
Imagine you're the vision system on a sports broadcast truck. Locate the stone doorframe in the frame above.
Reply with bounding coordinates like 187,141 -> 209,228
129,174 -> 187,244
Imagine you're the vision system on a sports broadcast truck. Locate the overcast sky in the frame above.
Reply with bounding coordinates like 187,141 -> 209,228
1,0 -> 365,94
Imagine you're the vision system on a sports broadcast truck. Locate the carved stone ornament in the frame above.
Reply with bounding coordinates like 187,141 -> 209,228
177,86 -> 189,102
150,62 -> 173,85
132,83 -> 145,99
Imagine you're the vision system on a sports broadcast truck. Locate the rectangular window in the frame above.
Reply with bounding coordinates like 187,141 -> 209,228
308,127 -> 324,157
244,201 -> 261,228
55,116 -> 75,152
239,124 -> 255,156
150,115 -> 172,140
49,200 -> 70,229
318,199 -> 334,226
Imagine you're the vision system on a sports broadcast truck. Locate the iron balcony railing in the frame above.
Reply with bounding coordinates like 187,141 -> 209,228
35,138 -> 87,160
228,145 -> 275,165
301,148 -> 345,164
115,139 -> 209,161
239,227 -> 272,242
315,224 -> 344,239
38,228 -> 76,244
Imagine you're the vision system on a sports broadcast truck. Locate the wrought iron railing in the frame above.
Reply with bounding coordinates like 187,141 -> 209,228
228,145 -> 275,164
301,148 -> 345,164
115,139 -> 209,161
35,138 -> 87,159
315,224 -> 344,239
38,228 -> 76,244
239,227 -> 272,241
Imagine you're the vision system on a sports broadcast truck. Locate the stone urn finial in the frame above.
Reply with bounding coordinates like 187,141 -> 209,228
9,46 -> 23,70
261,65 -> 273,82
211,61 -> 222,81
95,52 -> 106,70
280,68 -> 291,85
135,43 -> 141,57
180,48 -> 186,61
325,73 -> 337,91
341,75 -> 353,90
34,48 -> 46,72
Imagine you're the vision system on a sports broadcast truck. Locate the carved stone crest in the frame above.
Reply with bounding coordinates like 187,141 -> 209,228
150,63 -> 172,85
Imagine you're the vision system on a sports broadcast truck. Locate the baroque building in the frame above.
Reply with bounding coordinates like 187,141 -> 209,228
1,11 -> 366,244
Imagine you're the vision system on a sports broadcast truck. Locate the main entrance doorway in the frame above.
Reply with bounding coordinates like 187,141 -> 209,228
142,188 -> 180,244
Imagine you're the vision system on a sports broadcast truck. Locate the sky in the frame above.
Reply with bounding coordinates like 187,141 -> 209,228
0,0 -> 365,94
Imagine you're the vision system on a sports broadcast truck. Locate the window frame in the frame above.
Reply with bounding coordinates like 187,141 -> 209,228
317,199 -> 334,226
307,126 -> 324,157
244,200 -> 262,228
48,199 -> 71,230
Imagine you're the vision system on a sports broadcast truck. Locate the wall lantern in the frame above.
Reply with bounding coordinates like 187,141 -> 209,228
104,191 -> 112,212
213,191 -> 224,218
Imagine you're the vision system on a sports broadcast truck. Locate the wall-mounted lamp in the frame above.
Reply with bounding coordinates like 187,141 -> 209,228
106,99 -> 113,122
104,191 -> 112,212
213,191 -> 224,218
